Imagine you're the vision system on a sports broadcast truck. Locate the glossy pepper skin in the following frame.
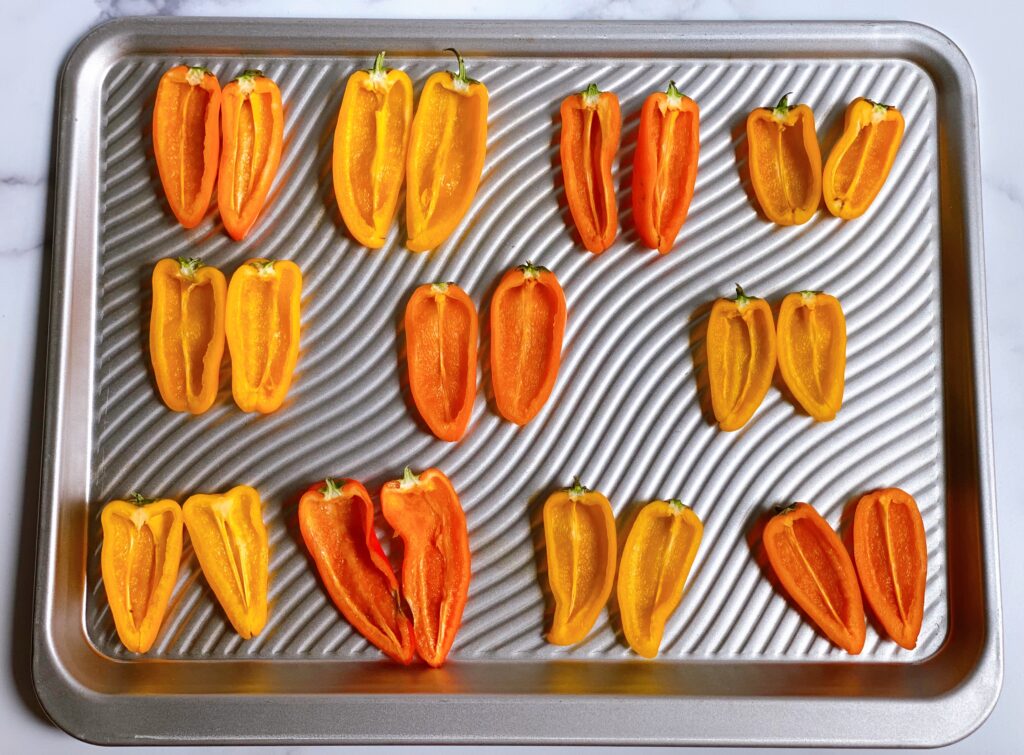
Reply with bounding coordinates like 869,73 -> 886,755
543,478 -> 616,645
763,502 -> 865,654
823,99 -> 905,220
333,52 -> 414,248
225,258 -> 302,414
100,494 -> 184,653
746,94 -> 822,226
776,291 -> 846,421
381,467 -> 471,667
560,84 -> 621,253
406,49 -> 488,252
183,485 -> 269,639
299,478 -> 415,663
152,66 -> 221,228
149,257 -> 226,414
490,262 -> 567,426
218,70 -> 284,240
404,282 -> 478,441
705,285 -> 776,431
617,499 -> 703,658
632,81 -> 700,253
853,488 -> 927,650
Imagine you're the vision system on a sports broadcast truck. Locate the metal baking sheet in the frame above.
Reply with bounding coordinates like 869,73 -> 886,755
32,17 -> 1001,746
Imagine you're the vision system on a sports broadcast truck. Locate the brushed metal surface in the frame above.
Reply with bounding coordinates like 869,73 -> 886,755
33,18 -> 1001,747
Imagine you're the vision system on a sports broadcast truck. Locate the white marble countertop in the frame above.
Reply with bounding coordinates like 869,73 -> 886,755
2,1 -> 1021,753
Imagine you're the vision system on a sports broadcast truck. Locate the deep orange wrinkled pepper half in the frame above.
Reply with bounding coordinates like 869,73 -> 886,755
560,83 -> 621,253
776,291 -> 846,422
152,65 -> 221,228
150,257 -> 226,414
299,478 -> 415,663
183,485 -> 269,639
763,502 -> 865,654
101,493 -> 184,653
543,477 -> 616,645
406,49 -> 489,252
823,98 -> 905,220
404,281 -> 478,441
490,262 -> 567,426
632,81 -> 700,253
225,258 -> 302,414
746,94 -> 821,225
218,70 -> 284,240
617,499 -> 703,658
333,51 -> 414,248
381,467 -> 471,667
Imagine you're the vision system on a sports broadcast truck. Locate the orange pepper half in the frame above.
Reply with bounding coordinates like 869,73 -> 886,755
853,488 -> 927,650
617,499 -> 703,658
490,262 -> 567,426
823,98 -> 905,220
149,257 -> 226,414
776,291 -> 846,422
763,502 -> 865,654
406,49 -> 489,252
299,478 -> 415,663
632,81 -> 700,253
100,494 -> 184,653
705,285 -> 776,431
333,51 -> 413,248
225,258 -> 302,414
404,281 -> 478,441
746,94 -> 822,226
381,467 -> 471,667
183,485 -> 269,639
560,83 -> 621,253
218,70 -> 284,240
152,65 -> 221,228
543,478 -> 616,645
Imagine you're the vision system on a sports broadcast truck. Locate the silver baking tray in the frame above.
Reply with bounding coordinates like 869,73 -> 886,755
32,17 -> 1001,746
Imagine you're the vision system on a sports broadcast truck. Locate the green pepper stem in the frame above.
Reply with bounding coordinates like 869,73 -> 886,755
582,82 -> 602,107
250,259 -> 276,275
177,256 -> 203,278
444,47 -> 477,89
666,80 -> 684,100
371,50 -> 387,75
772,92 -> 794,118
668,498 -> 687,510
567,476 -> 590,499
734,283 -> 752,308
128,492 -> 155,506
321,478 -> 343,500
518,260 -> 548,279
773,502 -> 798,515
401,466 -> 419,488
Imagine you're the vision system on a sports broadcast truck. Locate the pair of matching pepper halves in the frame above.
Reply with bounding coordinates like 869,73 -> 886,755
334,50 -> 488,251
543,479 -> 704,658
404,262 -> 567,441
150,256 -> 301,414
153,66 -> 283,240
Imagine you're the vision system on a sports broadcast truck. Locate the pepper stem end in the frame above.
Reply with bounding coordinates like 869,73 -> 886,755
581,82 -> 602,107
567,476 -> 589,500
400,466 -> 419,489
128,492 -> 155,506
771,92 -> 794,119
321,478 -> 343,500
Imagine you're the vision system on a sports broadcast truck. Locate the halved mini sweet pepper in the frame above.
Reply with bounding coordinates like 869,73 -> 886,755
150,257 -> 226,414
404,281 -> 478,441
225,258 -> 302,414
853,488 -> 927,650
705,284 -> 776,431
490,262 -> 567,426
823,98 -> 905,220
746,94 -> 821,225
218,70 -> 284,240
763,502 -> 865,654
543,477 -> 616,645
776,291 -> 846,421
183,485 -> 269,639
617,499 -> 703,658
333,51 -> 414,248
381,467 -> 471,667
632,81 -> 700,253
101,494 -> 184,653
299,478 -> 415,663
406,49 -> 489,252
560,83 -> 621,253
152,65 -> 221,228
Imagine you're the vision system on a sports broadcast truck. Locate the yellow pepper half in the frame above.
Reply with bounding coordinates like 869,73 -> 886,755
617,499 -> 703,658
776,291 -> 847,421
333,51 -> 414,248
183,485 -> 269,639
405,48 -> 488,252
543,477 -> 616,646
100,494 -> 184,653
